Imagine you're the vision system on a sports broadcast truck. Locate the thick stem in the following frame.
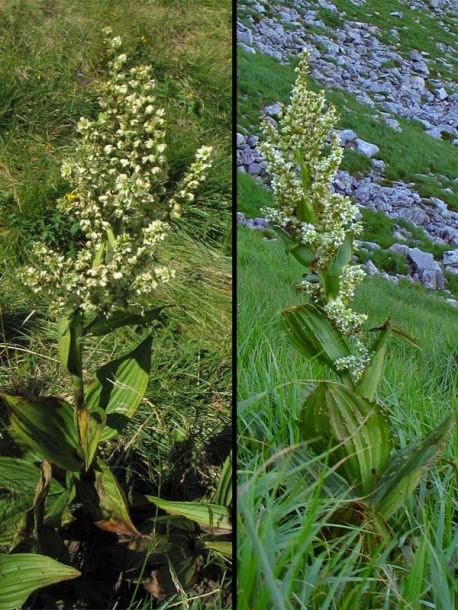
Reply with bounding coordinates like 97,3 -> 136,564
72,373 -> 85,411
57,309 -> 85,410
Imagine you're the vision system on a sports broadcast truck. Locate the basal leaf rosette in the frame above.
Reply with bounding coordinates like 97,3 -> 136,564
21,32 -> 212,318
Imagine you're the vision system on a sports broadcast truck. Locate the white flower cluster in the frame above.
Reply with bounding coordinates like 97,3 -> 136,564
259,51 -> 370,377
22,30 -> 212,317
260,52 -> 361,265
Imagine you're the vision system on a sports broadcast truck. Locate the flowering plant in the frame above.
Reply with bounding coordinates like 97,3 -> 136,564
0,33 -> 230,606
22,29 -> 212,319
260,51 -> 369,378
261,51 -> 453,542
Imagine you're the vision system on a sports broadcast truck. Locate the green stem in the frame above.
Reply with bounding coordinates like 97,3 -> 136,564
72,372 -> 84,411
57,310 -> 85,411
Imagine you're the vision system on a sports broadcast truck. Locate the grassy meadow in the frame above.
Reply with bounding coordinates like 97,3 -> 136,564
237,12 -> 458,609
0,1 -> 232,608
237,225 -> 458,610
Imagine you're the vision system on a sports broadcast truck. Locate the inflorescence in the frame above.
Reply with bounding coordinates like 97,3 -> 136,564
259,51 -> 369,377
22,30 -> 212,317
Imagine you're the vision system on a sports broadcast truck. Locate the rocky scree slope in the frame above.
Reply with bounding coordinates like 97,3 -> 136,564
237,0 -> 458,299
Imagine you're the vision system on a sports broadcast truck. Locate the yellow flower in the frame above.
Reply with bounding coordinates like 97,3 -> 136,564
139,35 -> 147,43
65,192 -> 78,201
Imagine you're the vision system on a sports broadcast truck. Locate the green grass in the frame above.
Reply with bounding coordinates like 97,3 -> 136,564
0,0 -> 232,261
359,208 -> 450,261
237,227 -> 458,609
237,49 -> 458,209
0,0 -> 232,608
237,171 -> 274,218
356,247 -> 410,275
317,7 -> 344,29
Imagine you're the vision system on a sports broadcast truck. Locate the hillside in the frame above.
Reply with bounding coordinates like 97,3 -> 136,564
237,2 -> 458,609
237,0 -> 458,299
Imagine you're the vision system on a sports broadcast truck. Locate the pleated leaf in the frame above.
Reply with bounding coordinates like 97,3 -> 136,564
274,226 -> 315,268
282,304 -> 353,386
57,311 -> 83,380
323,233 -> 353,300
203,540 -> 233,557
3,394 -> 82,471
0,553 -> 80,610
300,382 -> 393,496
0,458 -> 65,545
371,415 -> 453,519
84,334 -> 152,439
358,321 -> 420,401
145,496 -> 232,534
357,327 -> 391,401
77,459 -> 140,537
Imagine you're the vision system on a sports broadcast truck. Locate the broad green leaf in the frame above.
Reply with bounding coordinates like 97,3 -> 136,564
2,394 -> 82,472
0,458 -> 63,495
358,318 -> 420,401
371,415 -> 453,519
274,227 -> 315,267
297,197 -> 316,224
11,460 -> 67,560
282,304 -> 354,386
85,306 -> 165,337
0,553 -> 80,610
300,382 -> 393,496
76,459 -> 140,537
323,233 -> 352,300
92,240 -> 105,267
45,486 -> 76,529
202,540 -> 232,557
84,334 -> 152,439
295,149 -> 312,192
77,407 -> 106,470
144,495 -> 232,534
0,458 -> 65,546
213,451 -> 232,507
32,461 -> 53,552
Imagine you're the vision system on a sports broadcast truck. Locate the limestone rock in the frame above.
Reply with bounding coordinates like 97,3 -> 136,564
263,102 -> 282,119
406,247 -> 444,289
355,138 -> 380,158
443,250 -> 458,267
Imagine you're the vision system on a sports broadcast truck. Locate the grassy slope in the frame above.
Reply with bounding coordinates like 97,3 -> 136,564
238,170 -> 458,288
0,1 -> 232,608
238,227 -> 458,609
238,48 -> 458,208
238,1 -> 458,607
